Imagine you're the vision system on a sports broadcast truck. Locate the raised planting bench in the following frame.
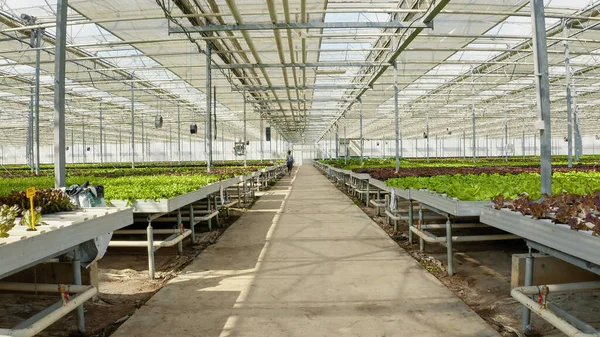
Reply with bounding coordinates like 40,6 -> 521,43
0,207 -> 134,336
481,207 -> 600,336
109,176 -> 243,279
254,164 -> 287,191
407,189 -> 520,276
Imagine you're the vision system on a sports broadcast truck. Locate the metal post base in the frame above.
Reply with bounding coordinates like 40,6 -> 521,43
522,249 -> 534,332
72,247 -> 85,333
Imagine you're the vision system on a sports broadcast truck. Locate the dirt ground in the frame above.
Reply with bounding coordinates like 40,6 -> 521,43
337,181 -> 600,337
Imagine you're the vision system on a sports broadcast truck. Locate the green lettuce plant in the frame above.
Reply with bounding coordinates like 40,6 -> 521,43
0,204 -> 20,238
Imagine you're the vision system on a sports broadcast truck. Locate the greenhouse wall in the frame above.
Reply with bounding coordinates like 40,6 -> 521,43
316,136 -> 600,160
0,140 -> 288,165
3,136 -> 600,165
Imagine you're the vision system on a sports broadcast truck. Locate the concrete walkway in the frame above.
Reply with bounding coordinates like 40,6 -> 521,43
112,164 -> 499,337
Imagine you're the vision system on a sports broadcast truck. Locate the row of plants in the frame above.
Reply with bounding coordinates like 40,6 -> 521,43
355,165 -> 600,181
0,189 -> 76,237
320,155 -> 600,171
386,172 -> 600,201
1,165 -> 264,179
0,163 -> 284,238
0,172 -> 240,202
492,192 -> 600,236
2,160 -> 282,176
320,158 -> 600,238
2,160 -> 282,171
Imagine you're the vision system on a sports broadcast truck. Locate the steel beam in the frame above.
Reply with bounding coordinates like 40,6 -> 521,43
335,124 -> 339,159
53,0 -> 67,188
206,41 -> 212,172
471,70 -> 477,164
130,74 -> 135,169
243,91 -> 247,167
564,19 -> 573,167
359,99 -> 363,166
531,0 -> 553,196
394,60 -> 400,172
169,21 -> 431,33
177,104 -> 181,163
99,103 -> 103,164
34,27 -> 41,175
219,62 -> 382,69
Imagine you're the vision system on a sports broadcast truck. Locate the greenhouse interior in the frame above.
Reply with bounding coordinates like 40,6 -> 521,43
1,0 -> 600,336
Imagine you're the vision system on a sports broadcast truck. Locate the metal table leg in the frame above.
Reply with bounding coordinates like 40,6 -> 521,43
190,205 -> 196,244
72,246 -> 85,333
522,248 -> 534,332
207,197 -> 212,231
419,208 -> 424,252
176,209 -> 183,255
446,216 -> 453,276
147,217 -> 155,279
408,200 -> 414,244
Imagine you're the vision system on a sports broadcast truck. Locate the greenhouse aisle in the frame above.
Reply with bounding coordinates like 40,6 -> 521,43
111,164 -> 499,337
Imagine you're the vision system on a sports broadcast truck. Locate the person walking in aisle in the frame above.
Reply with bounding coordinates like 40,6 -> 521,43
286,150 -> 294,176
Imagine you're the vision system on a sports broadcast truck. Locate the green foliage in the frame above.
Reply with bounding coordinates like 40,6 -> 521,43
0,189 -> 75,215
20,207 -> 46,230
0,173 -> 228,205
386,172 -> 600,201
101,175 -> 222,204
0,204 -> 20,238
319,155 -> 600,170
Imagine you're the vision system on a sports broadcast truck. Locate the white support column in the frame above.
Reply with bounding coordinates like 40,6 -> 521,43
53,0 -> 67,188
34,27 -> 41,174
563,19 -> 573,167
177,104 -> 181,163
531,0 -> 552,196
359,99 -> 363,165
206,41 -> 212,172
130,74 -> 135,169
99,103 -> 104,164
243,91 -> 247,167
471,68 -> 477,164
394,60 -> 400,171
426,110 -> 430,163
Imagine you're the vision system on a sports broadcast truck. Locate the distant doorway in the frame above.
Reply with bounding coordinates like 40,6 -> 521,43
293,150 -> 303,166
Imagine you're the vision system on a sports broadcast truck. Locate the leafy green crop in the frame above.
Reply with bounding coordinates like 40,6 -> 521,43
20,207 -> 46,231
319,155 -> 600,170
386,172 -> 600,201
0,204 -> 20,237
0,173 -> 230,205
